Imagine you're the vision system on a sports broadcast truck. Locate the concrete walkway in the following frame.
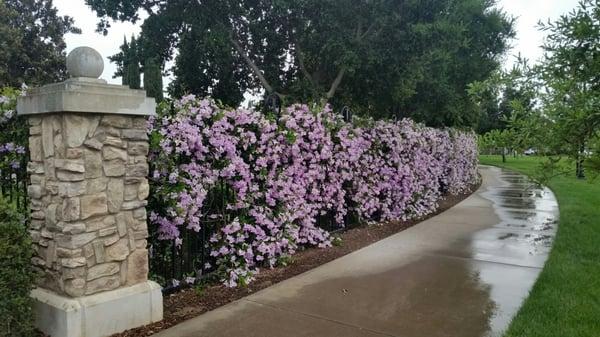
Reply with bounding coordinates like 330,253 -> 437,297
154,166 -> 559,337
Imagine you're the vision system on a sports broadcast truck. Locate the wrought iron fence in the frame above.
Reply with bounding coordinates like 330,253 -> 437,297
0,146 -> 28,212
149,218 -> 221,293
148,206 -> 359,292
147,175 -> 235,291
147,181 -> 363,290
0,89 -> 29,212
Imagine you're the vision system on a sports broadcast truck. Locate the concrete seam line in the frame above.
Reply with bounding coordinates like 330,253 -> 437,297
421,252 -> 545,270
241,298 -> 399,337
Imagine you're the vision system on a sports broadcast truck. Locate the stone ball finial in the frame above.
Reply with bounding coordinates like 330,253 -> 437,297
67,47 -> 104,79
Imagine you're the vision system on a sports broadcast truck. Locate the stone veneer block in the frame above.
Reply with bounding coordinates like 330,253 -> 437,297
31,281 -> 162,337
18,54 -> 161,337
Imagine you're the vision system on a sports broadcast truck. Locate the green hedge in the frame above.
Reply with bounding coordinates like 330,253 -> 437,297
0,198 -> 36,337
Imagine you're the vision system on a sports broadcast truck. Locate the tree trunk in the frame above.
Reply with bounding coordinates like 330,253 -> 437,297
576,142 -> 585,179
326,67 -> 347,99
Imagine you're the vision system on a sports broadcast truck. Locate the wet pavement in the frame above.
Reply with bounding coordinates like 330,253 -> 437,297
153,166 -> 559,337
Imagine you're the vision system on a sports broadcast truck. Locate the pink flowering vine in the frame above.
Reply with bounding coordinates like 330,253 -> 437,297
149,97 -> 478,287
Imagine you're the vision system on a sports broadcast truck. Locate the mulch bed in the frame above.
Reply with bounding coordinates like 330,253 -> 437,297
111,182 -> 479,337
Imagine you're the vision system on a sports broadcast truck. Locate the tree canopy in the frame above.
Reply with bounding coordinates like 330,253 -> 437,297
0,0 -> 80,87
143,57 -> 163,102
87,0 -> 514,128
469,59 -> 538,134
478,0 -> 600,178
536,0 -> 600,177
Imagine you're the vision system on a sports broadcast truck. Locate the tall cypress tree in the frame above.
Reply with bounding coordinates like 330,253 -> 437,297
127,36 -> 141,89
108,36 -> 131,85
143,57 -> 163,101
120,37 -> 130,86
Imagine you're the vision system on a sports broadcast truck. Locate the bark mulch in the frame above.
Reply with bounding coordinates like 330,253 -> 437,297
112,182 -> 479,337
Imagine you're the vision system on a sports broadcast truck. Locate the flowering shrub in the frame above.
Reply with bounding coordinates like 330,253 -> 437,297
149,96 -> 478,287
0,87 -> 28,208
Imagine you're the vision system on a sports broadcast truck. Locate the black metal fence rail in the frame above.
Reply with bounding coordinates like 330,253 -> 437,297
148,204 -> 363,291
0,154 -> 28,211
149,218 -> 221,292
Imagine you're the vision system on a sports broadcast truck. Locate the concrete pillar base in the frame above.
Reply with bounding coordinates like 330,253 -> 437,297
31,281 -> 163,337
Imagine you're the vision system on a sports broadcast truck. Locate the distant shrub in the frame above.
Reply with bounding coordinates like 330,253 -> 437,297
0,198 -> 37,337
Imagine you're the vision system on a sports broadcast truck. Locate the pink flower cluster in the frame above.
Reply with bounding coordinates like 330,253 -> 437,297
149,96 -> 478,286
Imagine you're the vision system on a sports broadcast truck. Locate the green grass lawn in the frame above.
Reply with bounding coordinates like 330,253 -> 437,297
479,155 -> 600,337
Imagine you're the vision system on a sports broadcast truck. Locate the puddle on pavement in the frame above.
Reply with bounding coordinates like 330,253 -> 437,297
498,220 -> 555,233
493,190 -> 539,198
498,233 -> 519,240
496,209 -> 555,222
500,176 -> 532,184
497,198 -> 538,210
524,233 -> 553,246
496,199 -> 557,213
491,187 -> 552,199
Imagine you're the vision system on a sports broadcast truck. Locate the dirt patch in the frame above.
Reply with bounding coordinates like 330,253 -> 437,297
111,182 -> 479,337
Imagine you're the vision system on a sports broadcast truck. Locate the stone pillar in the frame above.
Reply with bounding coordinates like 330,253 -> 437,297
17,47 -> 162,337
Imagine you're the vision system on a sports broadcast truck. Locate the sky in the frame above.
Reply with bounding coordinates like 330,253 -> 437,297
54,0 -> 143,85
54,0 -> 581,86
496,0 -> 580,68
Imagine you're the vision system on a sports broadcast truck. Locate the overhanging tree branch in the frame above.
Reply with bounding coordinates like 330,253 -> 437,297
229,34 -> 285,99
295,44 -> 318,89
323,21 -> 377,101
326,67 -> 347,99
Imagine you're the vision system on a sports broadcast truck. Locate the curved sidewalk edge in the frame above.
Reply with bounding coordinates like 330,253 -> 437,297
153,165 -> 559,337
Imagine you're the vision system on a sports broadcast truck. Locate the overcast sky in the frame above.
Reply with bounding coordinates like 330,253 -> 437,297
497,0 -> 580,68
54,0 -> 581,86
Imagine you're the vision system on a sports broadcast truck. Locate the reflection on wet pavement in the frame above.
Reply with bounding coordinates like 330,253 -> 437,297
465,167 -> 558,335
241,256 -> 541,337
154,166 -> 559,337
